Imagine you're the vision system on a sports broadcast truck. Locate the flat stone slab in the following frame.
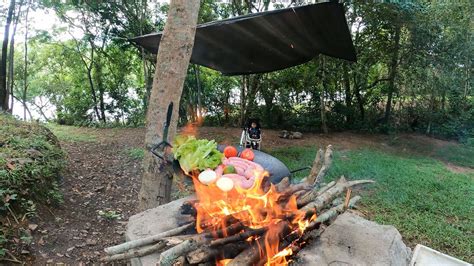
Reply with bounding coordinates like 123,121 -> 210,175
126,199 -> 411,266
126,196 -> 194,266
297,211 -> 412,266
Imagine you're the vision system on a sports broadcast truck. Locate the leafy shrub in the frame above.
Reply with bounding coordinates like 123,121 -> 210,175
0,114 -> 66,258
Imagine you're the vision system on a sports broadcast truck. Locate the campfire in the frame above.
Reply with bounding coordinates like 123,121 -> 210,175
102,144 -> 374,265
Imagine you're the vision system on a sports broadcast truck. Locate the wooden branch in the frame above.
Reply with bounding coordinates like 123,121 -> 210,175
301,177 -> 374,212
280,182 -> 311,197
306,196 -> 361,232
159,239 -> 201,266
317,180 -> 337,195
275,176 -> 290,192
104,222 -> 194,255
297,180 -> 336,207
306,148 -> 324,185
101,241 -> 167,262
344,189 -> 352,208
278,182 -> 311,204
314,145 -> 333,186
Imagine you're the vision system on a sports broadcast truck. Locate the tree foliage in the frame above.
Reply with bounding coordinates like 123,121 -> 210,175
1,0 -> 472,140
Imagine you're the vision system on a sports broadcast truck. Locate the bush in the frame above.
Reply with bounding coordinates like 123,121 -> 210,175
0,114 -> 66,258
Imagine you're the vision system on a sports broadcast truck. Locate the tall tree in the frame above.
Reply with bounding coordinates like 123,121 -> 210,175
1,0 -> 15,111
22,0 -> 30,120
8,0 -> 24,114
319,57 -> 328,134
138,0 -> 201,210
383,22 -> 401,125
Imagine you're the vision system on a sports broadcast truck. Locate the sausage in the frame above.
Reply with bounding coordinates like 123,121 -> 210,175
228,157 -> 264,172
223,158 -> 248,170
215,165 -> 224,178
222,174 -> 255,189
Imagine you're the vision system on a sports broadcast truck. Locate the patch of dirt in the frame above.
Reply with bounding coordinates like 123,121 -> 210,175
29,130 -> 143,264
26,126 -> 469,264
444,163 -> 474,174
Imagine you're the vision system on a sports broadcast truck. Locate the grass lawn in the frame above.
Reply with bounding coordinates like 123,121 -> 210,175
271,146 -> 474,262
46,124 -> 98,142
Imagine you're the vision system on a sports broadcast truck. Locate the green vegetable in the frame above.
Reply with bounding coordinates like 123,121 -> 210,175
223,165 -> 236,174
173,135 -> 224,173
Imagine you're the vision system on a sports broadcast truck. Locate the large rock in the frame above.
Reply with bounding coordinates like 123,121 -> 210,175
297,212 -> 412,266
126,196 -> 194,266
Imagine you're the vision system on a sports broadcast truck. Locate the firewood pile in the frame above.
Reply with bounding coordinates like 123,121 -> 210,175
102,145 -> 374,265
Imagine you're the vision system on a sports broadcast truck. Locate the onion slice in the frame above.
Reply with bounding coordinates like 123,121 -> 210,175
198,169 -> 217,185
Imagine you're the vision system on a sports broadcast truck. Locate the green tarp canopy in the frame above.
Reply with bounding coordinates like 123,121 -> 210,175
130,1 -> 356,76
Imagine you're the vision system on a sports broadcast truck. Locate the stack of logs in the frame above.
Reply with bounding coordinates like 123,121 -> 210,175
102,145 -> 374,265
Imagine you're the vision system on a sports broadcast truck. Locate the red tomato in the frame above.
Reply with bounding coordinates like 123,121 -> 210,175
224,146 -> 238,158
240,148 -> 255,161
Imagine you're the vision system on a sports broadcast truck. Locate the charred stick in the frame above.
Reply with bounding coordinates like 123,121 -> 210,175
186,242 -> 249,264
227,237 -> 265,266
208,222 -> 244,239
210,227 -> 267,247
180,200 -> 198,216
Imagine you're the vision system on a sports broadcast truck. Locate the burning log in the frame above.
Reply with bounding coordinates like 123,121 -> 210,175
227,239 -> 263,266
103,145 -> 374,265
210,227 -> 266,247
186,242 -> 248,264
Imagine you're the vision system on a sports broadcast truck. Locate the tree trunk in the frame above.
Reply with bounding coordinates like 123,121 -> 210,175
384,24 -> 401,125
319,57 -> 328,134
1,0 -> 15,112
193,64 -> 202,121
8,1 -> 23,114
95,58 -> 107,123
343,63 -> 353,126
239,76 -> 247,126
138,0 -> 200,211
23,1 -> 30,120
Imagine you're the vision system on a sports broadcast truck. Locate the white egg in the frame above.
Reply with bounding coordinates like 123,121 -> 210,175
198,169 -> 217,185
216,177 -> 234,192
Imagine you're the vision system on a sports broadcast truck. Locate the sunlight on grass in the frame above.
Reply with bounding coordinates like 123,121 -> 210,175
270,146 -> 474,262
46,124 -> 97,142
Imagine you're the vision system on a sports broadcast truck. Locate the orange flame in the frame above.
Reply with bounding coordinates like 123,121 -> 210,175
191,167 -> 316,265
